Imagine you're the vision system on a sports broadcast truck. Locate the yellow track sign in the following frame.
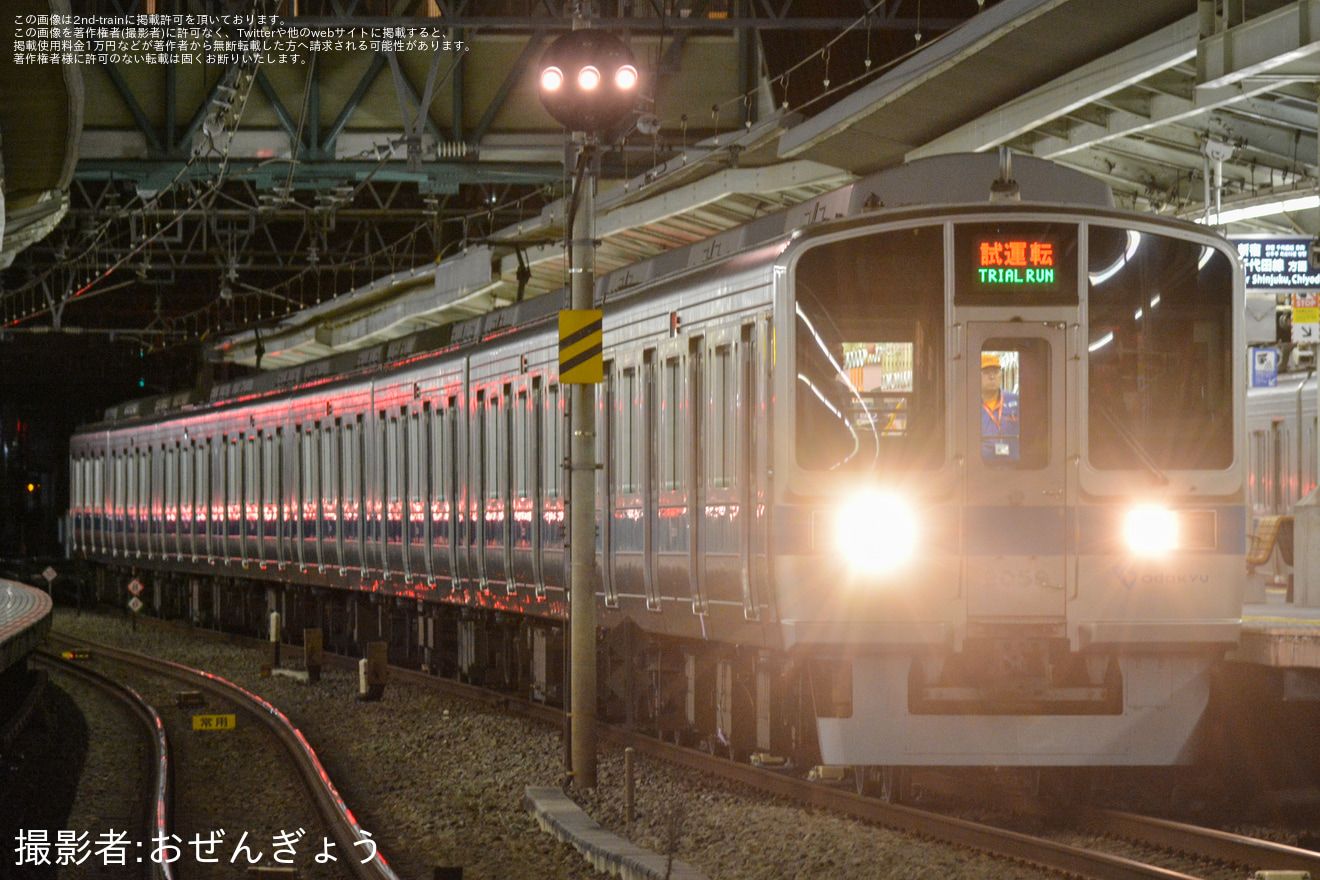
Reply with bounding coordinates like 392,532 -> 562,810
192,714 -> 236,731
559,310 -> 603,384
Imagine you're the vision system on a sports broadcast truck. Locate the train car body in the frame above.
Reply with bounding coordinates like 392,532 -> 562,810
68,154 -> 1246,769
1246,371 -> 1317,520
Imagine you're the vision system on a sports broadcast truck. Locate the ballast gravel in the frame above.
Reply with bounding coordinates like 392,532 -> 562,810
47,607 -> 1180,880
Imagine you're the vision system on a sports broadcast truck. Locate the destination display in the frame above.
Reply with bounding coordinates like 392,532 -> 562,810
975,239 -> 1056,284
954,222 -> 1078,305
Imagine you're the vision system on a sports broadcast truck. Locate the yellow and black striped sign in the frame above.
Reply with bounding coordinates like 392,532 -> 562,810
559,309 -> 603,384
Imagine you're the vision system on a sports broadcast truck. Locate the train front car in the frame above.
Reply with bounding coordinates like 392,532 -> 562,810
778,195 -> 1245,768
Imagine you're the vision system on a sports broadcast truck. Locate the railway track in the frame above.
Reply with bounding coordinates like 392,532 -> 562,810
353,650 -> 1319,880
46,631 -> 401,880
35,650 -> 173,880
53,620 -> 1320,880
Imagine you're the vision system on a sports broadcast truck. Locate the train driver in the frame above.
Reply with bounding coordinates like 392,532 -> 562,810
980,352 -> 1020,464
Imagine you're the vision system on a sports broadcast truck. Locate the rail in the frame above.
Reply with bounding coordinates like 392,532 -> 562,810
46,632 -> 402,880
37,650 -> 175,880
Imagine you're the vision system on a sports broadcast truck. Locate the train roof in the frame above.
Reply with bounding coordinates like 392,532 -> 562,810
82,154 -> 1197,433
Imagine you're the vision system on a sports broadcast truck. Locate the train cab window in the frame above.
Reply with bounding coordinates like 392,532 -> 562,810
793,225 -> 945,471
979,341 -> 1050,470
1087,226 -> 1234,471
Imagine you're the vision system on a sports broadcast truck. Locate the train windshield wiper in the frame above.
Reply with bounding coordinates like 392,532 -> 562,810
1098,402 -> 1168,486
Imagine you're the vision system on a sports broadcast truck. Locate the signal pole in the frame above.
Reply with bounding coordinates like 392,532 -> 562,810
538,16 -> 636,791
568,135 -> 598,789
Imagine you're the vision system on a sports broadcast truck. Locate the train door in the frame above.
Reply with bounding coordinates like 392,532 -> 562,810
963,322 -> 1068,620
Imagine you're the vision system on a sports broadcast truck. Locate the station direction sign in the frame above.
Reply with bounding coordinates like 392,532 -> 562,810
1233,238 -> 1320,343
1234,237 -> 1320,289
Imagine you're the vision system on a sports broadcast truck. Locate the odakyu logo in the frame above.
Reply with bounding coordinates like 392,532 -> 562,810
1112,564 -> 1210,589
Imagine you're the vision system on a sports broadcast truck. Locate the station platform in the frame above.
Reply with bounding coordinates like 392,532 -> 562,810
0,579 -> 52,676
1233,601 -> 1320,670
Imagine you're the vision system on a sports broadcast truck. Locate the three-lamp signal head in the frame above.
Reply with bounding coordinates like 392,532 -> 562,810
537,29 -> 639,133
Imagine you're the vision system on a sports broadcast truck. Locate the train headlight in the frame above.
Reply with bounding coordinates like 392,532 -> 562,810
1124,506 -> 1179,556
834,491 -> 918,575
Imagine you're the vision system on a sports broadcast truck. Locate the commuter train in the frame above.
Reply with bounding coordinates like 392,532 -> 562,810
66,153 -> 1247,775
1243,369 -> 1317,595
1247,370 -> 1317,520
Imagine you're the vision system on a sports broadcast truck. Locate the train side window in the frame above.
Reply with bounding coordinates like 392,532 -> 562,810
179,442 -> 192,538
141,447 -> 153,546
165,445 -> 177,538
544,385 -> 561,500
320,423 -> 336,534
709,344 -> 736,490
198,439 -> 211,541
485,391 -> 507,502
246,435 -> 259,535
409,410 -> 424,526
979,340 -> 1050,470
430,403 -> 448,525
385,415 -> 400,526
662,356 -> 683,491
262,432 -> 276,539
343,419 -> 361,540
127,448 -> 138,529
513,390 -> 530,499
617,367 -> 638,494
226,436 -> 240,535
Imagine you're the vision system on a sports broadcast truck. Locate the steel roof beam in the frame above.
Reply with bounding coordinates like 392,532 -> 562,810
1028,76 -> 1286,159
908,16 -> 1198,159
98,62 -> 163,155
1198,0 -> 1320,88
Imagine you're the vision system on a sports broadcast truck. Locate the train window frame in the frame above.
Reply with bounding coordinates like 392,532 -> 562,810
662,354 -> 684,493
544,384 -> 562,501
179,440 -> 193,545
1084,224 -> 1235,475
978,339 -> 1052,471
617,365 -> 640,496
408,409 -> 426,553
165,443 -> 177,545
790,223 -> 946,473
709,341 -> 737,491
513,388 -> 531,500
126,447 -> 138,539
199,437 -> 212,555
